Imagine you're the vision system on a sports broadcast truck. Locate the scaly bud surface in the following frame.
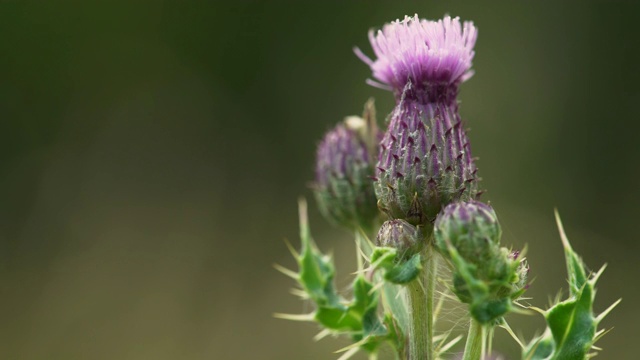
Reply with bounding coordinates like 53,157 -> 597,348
313,102 -> 381,231
434,200 -> 501,261
376,219 -> 424,260
434,201 -> 527,323
357,15 -> 480,226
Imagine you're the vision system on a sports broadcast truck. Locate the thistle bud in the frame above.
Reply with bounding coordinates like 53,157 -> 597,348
356,15 -> 480,226
313,100 -> 381,231
434,200 -> 501,262
376,219 -> 424,260
434,201 -> 526,323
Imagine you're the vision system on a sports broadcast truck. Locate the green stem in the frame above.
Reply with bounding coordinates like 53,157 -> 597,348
406,245 -> 436,360
462,319 -> 485,360
486,326 -> 494,356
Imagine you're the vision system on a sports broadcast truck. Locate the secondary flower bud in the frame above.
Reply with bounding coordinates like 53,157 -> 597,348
434,200 -> 501,261
357,15 -> 480,226
313,101 -> 381,231
434,201 -> 526,323
376,219 -> 424,259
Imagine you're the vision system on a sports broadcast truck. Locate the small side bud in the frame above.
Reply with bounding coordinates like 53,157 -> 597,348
313,101 -> 382,232
376,219 -> 424,260
434,201 -> 526,324
434,200 -> 501,262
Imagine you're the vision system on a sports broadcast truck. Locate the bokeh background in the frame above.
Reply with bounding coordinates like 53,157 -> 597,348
1,1 -> 639,359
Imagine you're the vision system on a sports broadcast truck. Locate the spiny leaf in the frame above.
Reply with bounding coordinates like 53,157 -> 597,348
370,246 -> 422,284
277,199 -> 403,357
314,306 -> 360,331
523,212 -> 617,360
370,247 -> 397,269
384,253 -> 422,284
296,198 -> 341,306
555,210 -> 588,296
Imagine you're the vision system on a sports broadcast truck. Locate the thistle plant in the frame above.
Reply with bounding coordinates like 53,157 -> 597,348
276,14 -> 618,360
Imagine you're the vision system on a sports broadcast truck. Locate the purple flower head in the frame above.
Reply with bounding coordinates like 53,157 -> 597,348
313,101 -> 382,231
355,15 -> 477,94
360,16 -> 482,226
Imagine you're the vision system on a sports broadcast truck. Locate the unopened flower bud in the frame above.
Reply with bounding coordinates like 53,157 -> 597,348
434,201 -> 526,323
434,200 -> 501,262
313,101 -> 381,231
356,15 -> 481,226
376,219 -> 424,260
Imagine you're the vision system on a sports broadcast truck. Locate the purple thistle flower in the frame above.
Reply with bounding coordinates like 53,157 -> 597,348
355,15 -> 477,93
313,103 -> 382,231
357,15 -> 481,226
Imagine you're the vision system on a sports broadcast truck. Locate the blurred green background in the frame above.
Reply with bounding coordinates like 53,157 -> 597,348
1,1 -> 639,359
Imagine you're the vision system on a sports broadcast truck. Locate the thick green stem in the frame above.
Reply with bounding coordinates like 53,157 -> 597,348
406,245 -> 436,360
462,319 -> 485,360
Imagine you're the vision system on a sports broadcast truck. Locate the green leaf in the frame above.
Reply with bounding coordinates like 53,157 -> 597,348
371,247 -> 397,269
523,211 -> 618,360
370,247 -> 422,284
556,210 -> 588,297
350,276 -> 376,316
298,226 -> 341,306
384,253 -> 422,284
281,200 -> 406,357
315,306 -> 361,331
296,199 -> 341,307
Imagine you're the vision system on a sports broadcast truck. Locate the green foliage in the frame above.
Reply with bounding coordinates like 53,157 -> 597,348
371,247 -> 422,284
277,200 -> 404,358
522,212 -> 619,360
279,201 -> 619,360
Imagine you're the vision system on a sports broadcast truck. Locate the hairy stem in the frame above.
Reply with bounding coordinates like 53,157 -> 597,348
407,244 -> 436,359
462,319 -> 485,360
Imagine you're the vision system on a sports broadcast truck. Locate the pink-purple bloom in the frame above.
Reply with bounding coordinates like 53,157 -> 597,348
355,15 -> 477,93
360,15 -> 481,226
